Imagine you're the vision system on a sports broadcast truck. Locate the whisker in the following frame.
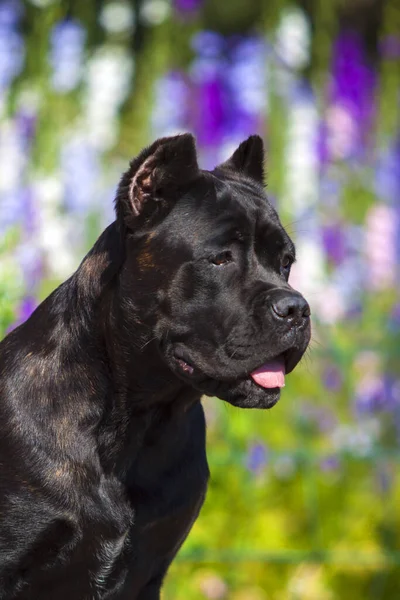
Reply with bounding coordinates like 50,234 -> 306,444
308,338 -> 325,350
229,347 -> 240,360
282,216 -> 314,229
140,336 -> 158,351
285,228 -> 313,236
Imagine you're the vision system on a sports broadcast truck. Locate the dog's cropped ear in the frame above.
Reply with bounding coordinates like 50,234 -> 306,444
216,135 -> 265,185
116,134 -> 199,226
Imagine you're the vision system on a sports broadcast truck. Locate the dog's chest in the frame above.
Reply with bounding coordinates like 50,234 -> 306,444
94,403 -> 209,595
128,406 -> 208,541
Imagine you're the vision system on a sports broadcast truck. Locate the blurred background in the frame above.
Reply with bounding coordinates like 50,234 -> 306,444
0,0 -> 400,598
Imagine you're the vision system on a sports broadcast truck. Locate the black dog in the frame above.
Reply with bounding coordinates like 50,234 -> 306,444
0,134 -> 310,599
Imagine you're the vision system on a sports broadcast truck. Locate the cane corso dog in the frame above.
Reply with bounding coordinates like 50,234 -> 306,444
0,134 -> 310,598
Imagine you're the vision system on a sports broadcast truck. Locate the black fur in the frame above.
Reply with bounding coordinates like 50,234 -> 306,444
0,135 -> 310,598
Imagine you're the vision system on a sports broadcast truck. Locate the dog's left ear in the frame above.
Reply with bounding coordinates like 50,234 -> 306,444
216,135 -> 265,185
116,134 -> 199,227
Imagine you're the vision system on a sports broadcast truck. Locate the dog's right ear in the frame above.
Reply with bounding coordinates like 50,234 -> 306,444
115,134 -> 199,228
216,135 -> 265,185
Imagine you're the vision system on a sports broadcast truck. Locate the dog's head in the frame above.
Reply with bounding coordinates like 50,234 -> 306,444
115,134 -> 311,408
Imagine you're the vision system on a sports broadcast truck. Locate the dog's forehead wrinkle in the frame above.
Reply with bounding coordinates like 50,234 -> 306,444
211,183 -> 258,234
255,204 -> 296,254
210,167 -> 265,193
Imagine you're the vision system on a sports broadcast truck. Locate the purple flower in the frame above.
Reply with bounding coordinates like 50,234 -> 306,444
61,138 -> 99,213
0,0 -> 23,28
16,110 -> 36,144
353,394 -> 375,415
299,402 -> 337,433
383,377 -> 400,411
376,464 -> 392,494
19,187 -> 37,235
0,190 -> 25,233
389,303 -> 400,329
174,0 -> 202,14
224,36 -> 266,138
151,71 -> 190,136
322,222 -> 346,265
0,1 -> 24,90
191,31 -> 225,58
323,364 -> 342,391
191,34 -> 267,167
379,35 -> 400,59
320,455 -> 340,472
331,31 -> 375,125
317,120 -> 329,166
353,375 -> 399,414
375,138 -> 400,205
9,188 -> 43,292
326,31 -> 376,160
330,255 -> 366,316
18,296 -> 37,323
49,19 -> 85,93
16,243 -> 43,293
246,442 -> 268,475
196,73 -> 225,147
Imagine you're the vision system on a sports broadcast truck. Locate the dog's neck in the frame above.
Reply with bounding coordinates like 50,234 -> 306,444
86,223 -> 189,402
73,222 -> 201,472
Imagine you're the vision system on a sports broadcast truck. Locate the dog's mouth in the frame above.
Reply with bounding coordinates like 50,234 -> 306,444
174,350 -> 286,386
170,345 -> 304,408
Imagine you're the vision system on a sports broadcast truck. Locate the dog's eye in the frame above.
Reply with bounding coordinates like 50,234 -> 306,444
280,255 -> 293,277
211,251 -> 233,266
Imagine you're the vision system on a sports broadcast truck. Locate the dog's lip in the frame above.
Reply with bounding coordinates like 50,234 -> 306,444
173,346 -> 195,371
172,345 -> 303,382
281,347 -> 303,375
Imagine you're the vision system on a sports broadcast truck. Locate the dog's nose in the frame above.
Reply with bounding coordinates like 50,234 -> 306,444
271,293 -> 310,324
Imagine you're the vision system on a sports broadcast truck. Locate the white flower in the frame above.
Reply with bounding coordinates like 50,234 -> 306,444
151,72 -> 189,136
331,420 -> 380,457
313,281 -> 345,324
275,7 -> 311,70
83,46 -> 134,150
282,86 -> 319,216
100,2 -> 135,34
0,120 -> 25,193
198,573 -> 228,600
326,104 -> 357,160
33,176 -> 76,278
28,0 -> 58,6
285,221 -> 325,305
365,203 -> 397,290
140,0 -> 170,26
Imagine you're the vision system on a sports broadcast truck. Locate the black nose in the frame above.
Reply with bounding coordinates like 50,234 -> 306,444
271,293 -> 310,323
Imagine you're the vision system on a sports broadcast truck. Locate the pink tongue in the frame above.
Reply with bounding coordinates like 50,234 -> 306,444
250,360 -> 285,389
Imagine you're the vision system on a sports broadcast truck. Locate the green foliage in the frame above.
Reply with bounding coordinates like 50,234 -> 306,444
0,229 -> 22,338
